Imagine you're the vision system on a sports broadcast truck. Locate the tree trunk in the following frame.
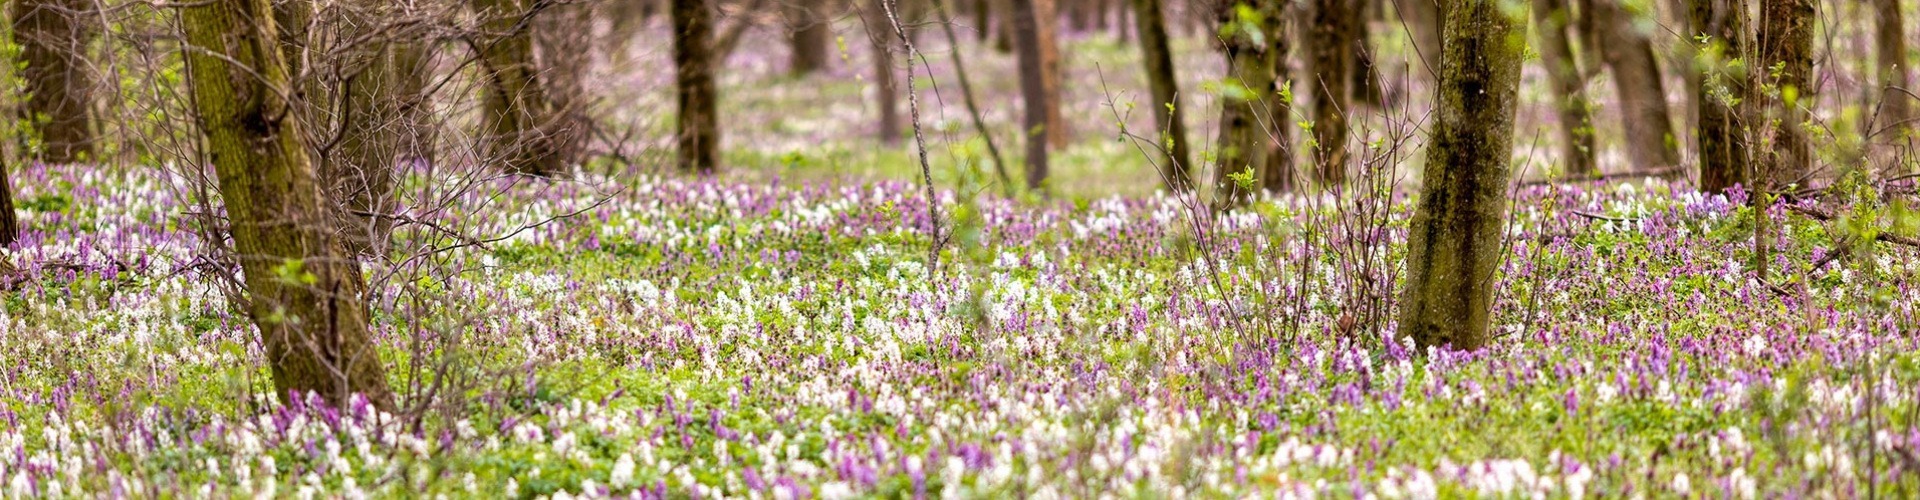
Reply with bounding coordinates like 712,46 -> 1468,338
673,0 -> 721,173
9,0 -> 96,163
178,0 -> 393,409
1350,0 -> 1383,108
975,0 -> 993,42
865,0 -> 903,145
327,2 -> 414,256
1397,0 -> 1525,352
1592,0 -> 1679,170
786,2 -> 833,75
1211,0 -> 1284,208
1876,0 -> 1912,141
994,0 -> 1015,52
1396,0 -> 1442,79
1757,0 -> 1813,188
1693,0 -> 1751,195
1011,0 -> 1055,191
0,153 -> 16,248
1310,0 -> 1360,186
1132,0 -> 1193,191
1036,0 -> 1067,148
1532,0 -> 1597,176
471,0 -> 566,176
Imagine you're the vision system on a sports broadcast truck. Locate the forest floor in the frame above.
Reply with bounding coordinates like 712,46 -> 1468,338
0,160 -> 1915,496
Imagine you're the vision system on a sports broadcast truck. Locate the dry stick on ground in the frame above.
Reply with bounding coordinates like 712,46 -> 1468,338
882,0 -> 946,274
929,0 -> 1014,195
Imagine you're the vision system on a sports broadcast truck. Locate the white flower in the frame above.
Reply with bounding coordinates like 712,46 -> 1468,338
610,453 -> 636,487
1673,473 -> 1690,495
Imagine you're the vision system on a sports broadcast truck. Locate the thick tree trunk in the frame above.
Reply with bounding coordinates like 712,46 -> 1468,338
1532,0 -> 1597,176
1035,0 -> 1067,148
673,0 -> 721,173
1397,0 -> 1525,352
1350,0 -> 1383,108
1211,0 -> 1284,208
1011,0 -> 1055,191
471,0 -> 566,176
994,0 -> 1015,52
1310,0 -> 1360,186
9,0 -> 96,163
0,154 -> 15,247
178,0 -> 393,409
1592,0 -> 1679,170
1693,0 -> 1751,195
786,2 -> 833,75
975,0 -> 993,42
1132,0 -> 1193,191
865,0 -> 903,145
1876,0 -> 1912,141
1757,0 -> 1813,188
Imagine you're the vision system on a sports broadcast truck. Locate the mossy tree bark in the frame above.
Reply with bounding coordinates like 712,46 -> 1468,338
673,0 -> 720,173
1592,0 -> 1679,170
471,0 -> 567,176
1692,0 -> 1750,195
1874,0 -> 1912,141
1396,0 -> 1525,352
1757,0 -> 1813,188
1309,0 -> 1360,186
785,2 -> 833,76
178,0 -> 393,408
1012,0 -> 1057,191
9,0 -> 96,163
1132,0 -> 1193,191
1211,0 -> 1288,208
1531,0 -> 1596,176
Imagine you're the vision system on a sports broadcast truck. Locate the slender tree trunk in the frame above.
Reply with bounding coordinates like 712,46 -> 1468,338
471,0 -> 565,176
1262,8 -> 1296,194
673,0 -> 721,173
1012,0 -> 1054,191
865,0 -> 903,144
1133,0 -> 1193,191
1592,0 -> 1680,169
1876,0 -> 1912,141
1310,0 -> 1360,186
1396,0 -> 1442,79
1035,0 -> 1067,148
786,2 -> 833,75
1532,0 -> 1597,176
0,153 -> 16,247
994,0 -> 1016,52
9,0 -> 96,163
1350,0 -> 1383,107
328,2 -> 414,256
975,0 -> 993,42
1693,0 -> 1751,195
1397,0 -> 1526,352
1211,0 -> 1283,208
932,0 -> 1015,192
1757,0 -> 1813,188
178,0 -> 393,409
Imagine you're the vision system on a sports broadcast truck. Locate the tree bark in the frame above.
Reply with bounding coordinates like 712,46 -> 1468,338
1397,0 -> 1525,352
865,0 -> 903,144
1693,0 -> 1751,195
178,0 -> 393,409
9,0 -> 96,163
1876,0 -> 1912,141
1757,0 -> 1813,188
1132,0 -> 1193,191
994,0 -> 1015,52
1592,0 -> 1680,170
1310,0 -> 1360,186
1532,0 -> 1597,176
471,0 -> 566,176
673,0 -> 721,173
1011,0 -> 1055,191
1211,0 -> 1284,208
786,1 -> 833,75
